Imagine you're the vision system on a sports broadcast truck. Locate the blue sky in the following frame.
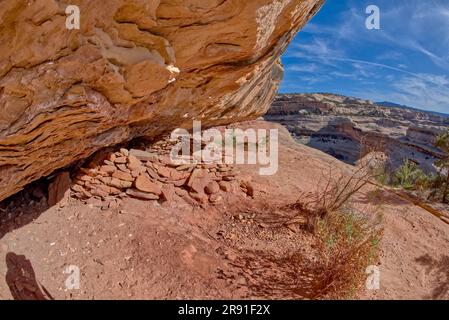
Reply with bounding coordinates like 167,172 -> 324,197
280,0 -> 449,114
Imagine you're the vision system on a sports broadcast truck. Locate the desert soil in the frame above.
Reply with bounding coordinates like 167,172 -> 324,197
0,120 -> 448,300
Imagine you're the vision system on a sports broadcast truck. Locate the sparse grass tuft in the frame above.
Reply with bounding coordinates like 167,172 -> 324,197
290,163 -> 373,232
285,162 -> 382,298
314,208 -> 382,299
392,159 -> 425,190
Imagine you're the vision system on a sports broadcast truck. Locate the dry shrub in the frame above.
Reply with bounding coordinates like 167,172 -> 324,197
314,208 -> 382,299
240,207 -> 381,299
285,162 -> 382,298
286,163 -> 374,232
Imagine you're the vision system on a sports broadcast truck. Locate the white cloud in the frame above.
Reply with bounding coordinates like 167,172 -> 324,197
373,1 -> 449,70
376,51 -> 405,62
282,0 -> 449,112
285,63 -> 320,73
381,76 -> 449,113
303,1 -> 449,71
345,71 -> 449,113
289,37 -> 345,58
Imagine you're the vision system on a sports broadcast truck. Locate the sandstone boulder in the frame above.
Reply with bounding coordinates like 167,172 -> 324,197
205,181 -> 220,195
135,174 -> 162,195
112,170 -> 134,182
129,149 -> 158,162
126,189 -> 160,200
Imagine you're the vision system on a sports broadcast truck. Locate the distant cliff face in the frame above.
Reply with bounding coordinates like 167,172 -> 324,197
406,126 -> 442,146
0,0 -> 324,201
266,93 -> 448,171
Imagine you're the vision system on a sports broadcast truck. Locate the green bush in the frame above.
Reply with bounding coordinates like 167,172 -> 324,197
387,130 -> 449,204
435,131 -> 449,203
393,159 -> 426,190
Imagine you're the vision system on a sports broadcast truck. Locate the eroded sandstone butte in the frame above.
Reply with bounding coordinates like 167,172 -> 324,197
0,0 -> 324,201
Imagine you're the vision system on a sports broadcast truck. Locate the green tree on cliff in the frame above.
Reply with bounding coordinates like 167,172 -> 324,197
435,130 -> 449,203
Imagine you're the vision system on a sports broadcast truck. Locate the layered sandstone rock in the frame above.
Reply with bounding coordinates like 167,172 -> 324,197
0,0 -> 324,200
266,93 -> 448,171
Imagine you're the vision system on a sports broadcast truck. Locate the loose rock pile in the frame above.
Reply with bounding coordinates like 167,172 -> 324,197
71,138 -> 255,208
